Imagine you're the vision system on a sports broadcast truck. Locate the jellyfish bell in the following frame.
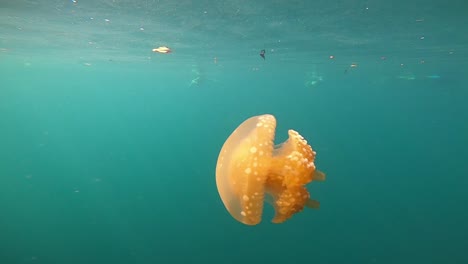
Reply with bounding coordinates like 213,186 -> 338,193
216,114 -> 325,225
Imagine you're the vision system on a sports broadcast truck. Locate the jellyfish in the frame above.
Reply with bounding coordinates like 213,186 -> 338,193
216,114 -> 325,225
304,65 -> 324,88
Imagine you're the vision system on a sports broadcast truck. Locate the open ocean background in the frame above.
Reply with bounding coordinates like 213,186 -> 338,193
1,0 -> 468,263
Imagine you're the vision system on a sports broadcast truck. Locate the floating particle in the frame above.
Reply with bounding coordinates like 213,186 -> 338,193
152,46 -> 172,53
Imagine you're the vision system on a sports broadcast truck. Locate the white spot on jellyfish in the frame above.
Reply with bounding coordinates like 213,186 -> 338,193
240,211 -> 247,216
243,195 -> 249,201
250,146 -> 257,154
245,168 -> 252,174
257,122 -> 263,127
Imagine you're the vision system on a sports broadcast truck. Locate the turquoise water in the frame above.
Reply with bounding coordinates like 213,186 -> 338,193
1,0 -> 468,263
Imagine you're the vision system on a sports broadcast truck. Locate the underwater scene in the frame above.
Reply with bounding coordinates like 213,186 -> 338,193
1,0 -> 468,263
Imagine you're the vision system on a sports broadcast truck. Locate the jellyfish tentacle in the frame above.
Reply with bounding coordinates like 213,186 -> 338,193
305,199 -> 320,209
313,170 -> 326,181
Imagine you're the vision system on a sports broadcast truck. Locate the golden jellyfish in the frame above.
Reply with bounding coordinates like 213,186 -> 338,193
216,114 -> 326,225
